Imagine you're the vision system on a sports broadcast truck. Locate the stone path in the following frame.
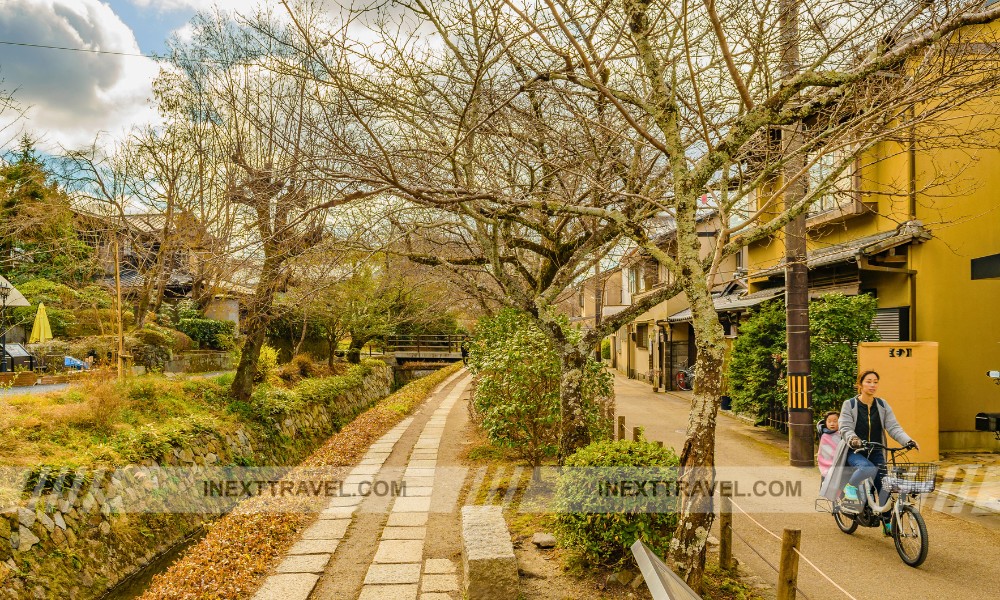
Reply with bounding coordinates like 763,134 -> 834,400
251,368 -> 470,600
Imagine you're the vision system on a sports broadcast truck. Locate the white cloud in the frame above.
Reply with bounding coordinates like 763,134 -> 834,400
128,0 -> 266,14
0,0 -> 163,152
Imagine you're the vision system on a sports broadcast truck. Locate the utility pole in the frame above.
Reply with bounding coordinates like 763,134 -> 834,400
780,0 -> 814,467
594,262 -> 603,362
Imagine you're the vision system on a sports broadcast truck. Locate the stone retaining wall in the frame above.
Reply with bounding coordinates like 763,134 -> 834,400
0,363 -> 392,600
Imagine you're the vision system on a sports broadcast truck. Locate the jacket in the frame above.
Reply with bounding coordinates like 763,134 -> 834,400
837,396 -> 913,449
818,437 -> 851,500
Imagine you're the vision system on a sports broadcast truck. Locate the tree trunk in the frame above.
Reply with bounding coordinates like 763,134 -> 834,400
327,333 -> 337,367
557,343 -> 593,462
346,337 -> 365,364
667,258 -> 728,592
231,256 -> 279,402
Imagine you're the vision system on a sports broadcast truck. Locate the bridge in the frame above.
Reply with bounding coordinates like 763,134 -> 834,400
384,335 -> 465,364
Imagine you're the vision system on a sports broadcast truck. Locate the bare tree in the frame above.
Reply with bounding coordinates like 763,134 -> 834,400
160,7 -> 377,401
277,0 -> 1000,587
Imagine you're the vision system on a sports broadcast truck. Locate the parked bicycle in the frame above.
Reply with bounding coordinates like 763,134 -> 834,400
674,364 -> 695,391
830,440 -> 936,567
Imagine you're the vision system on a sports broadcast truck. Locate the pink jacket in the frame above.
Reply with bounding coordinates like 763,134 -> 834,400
817,431 -> 841,477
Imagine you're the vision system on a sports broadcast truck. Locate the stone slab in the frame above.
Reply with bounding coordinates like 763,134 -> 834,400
419,594 -> 453,600
424,559 -> 457,574
392,497 -> 432,513
351,465 -> 382,476
364,562 -> 422,585
402,487 -> 433,497
302,519 -> 350,540
400,477 -> 436,489
461,505 -> 519,600
326,495 -> 364,507
420,574 -> 459,593
404,468 -> 436,478
374,539 -> 424,563
382,526 -> 426,540
387,512 -> 429,527
407,460 -> 438,468
358,584 -> 418,600
251,574 -> 319,600
276,553 -> 330,574
288,538 -> 340,555
319,506 -> 356,520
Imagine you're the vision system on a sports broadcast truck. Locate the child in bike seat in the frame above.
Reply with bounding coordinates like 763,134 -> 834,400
816,411 -> 841,483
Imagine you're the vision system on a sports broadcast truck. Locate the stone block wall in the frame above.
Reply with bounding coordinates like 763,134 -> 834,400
0,363 -> 392,600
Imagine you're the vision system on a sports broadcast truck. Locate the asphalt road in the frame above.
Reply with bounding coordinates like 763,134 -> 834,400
613,373 -> 1000,600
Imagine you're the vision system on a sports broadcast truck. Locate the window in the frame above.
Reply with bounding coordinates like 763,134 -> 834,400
807,150 -> 855,215
636,324 -> 648,347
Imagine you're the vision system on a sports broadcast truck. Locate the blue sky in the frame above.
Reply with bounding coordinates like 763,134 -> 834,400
105,0 -> 199,55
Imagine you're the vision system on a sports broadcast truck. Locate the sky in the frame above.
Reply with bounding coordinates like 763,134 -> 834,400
0,0 -> 260,154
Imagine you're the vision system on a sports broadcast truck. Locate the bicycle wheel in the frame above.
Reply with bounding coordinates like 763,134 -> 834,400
893,504 -> 929,567
834,508 -> 858,534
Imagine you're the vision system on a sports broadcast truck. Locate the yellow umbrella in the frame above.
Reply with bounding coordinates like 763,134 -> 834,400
29,303 -> 53,344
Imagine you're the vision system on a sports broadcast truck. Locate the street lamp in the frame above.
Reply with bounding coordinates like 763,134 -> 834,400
0,280 -> 10,373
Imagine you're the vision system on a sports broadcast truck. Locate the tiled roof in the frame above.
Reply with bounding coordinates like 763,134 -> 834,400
749,220 -> 930,279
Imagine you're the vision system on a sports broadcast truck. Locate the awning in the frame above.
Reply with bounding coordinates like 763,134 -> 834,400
749,220 -> 930,279
0,275 -> 31,307
667,287 -> 785,323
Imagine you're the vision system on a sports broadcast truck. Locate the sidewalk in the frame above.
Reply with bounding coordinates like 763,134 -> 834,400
251,369 -> 471,600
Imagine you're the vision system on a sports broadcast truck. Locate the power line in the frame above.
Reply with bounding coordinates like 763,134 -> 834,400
0,39 -> 164,60
0,40 -> 244,67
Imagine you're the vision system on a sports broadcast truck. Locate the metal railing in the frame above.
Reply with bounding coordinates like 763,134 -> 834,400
384,334 -> 465,354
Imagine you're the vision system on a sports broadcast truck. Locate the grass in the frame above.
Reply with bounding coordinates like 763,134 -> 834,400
0,358 -> 385,469
0,374 -> 238,468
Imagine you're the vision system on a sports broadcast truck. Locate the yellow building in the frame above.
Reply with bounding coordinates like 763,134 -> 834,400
746,84 -> 1000,452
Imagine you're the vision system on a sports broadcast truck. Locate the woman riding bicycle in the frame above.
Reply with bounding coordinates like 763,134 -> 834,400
837,369 -> 919,535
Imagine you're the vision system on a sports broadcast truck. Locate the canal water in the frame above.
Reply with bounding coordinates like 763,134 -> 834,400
99,527 -> 206,600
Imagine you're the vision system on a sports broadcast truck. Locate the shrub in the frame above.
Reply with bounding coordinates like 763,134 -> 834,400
276,354 -> 332,385
554,439 -> 679,568
601,338 -> 611,360
727,294 -> 881,422
468,309 -> 612,468
809,294 -> 880,412
177,318 -> 236,350
727,299 -> 786,420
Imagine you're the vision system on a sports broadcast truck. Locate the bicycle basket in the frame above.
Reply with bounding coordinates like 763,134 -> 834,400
882,463 -> 937,494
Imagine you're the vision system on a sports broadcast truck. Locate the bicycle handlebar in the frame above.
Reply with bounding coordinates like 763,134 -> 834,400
858,440 -> 912,453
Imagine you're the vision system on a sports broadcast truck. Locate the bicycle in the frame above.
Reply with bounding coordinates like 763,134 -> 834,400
831,440 -> 936,567
674,364 -> 695,391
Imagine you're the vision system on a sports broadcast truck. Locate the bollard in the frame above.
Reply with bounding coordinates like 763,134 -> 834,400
632,426 -> 641,442
618,416 -> 626,440
719,492 -> 733,571
776,528 -> 801,600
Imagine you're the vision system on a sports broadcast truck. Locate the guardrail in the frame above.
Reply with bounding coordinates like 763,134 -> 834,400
385,335 -> 465,354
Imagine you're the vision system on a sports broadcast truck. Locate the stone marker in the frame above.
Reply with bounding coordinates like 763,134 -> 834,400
461,505 -> 518,600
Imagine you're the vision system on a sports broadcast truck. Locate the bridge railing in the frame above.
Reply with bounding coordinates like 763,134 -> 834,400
385,334 -> 465,354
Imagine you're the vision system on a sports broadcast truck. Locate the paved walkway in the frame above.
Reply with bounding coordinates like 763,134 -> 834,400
613,373 -> 1000,600
252,369 -> 471,600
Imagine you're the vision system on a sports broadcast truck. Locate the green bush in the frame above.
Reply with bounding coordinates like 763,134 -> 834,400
809,294 -> 880,413
601,338 -> 611,360
554,440 -> 679,568
467,309 -> 612,468
177,318 -> 236,350
727,294 -> 881,421
727,299 -> 786,420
